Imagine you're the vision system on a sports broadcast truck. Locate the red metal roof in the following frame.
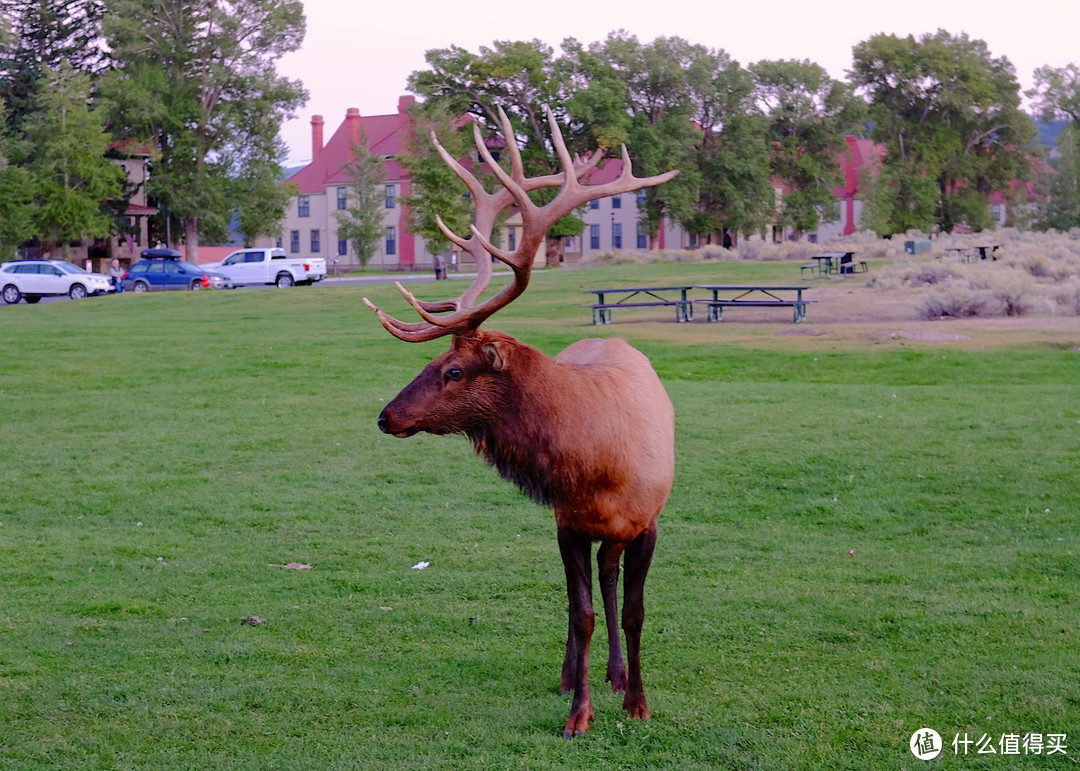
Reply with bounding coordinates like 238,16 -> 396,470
287,102 -> 414,194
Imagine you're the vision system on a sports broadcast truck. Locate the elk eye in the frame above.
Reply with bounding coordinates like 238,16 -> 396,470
445,366 -> 464,382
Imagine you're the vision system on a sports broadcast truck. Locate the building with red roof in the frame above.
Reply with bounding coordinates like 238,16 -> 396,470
270,97 -> 1026,266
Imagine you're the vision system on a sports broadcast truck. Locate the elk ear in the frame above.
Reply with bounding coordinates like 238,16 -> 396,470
482,341 -> 509,372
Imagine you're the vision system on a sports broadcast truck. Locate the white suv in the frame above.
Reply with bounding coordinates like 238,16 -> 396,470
1,260 -> 115,304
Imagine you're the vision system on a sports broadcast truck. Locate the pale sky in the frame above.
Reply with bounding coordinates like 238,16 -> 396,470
276,0 -> 1077,166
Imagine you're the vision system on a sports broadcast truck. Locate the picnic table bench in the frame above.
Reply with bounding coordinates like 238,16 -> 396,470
582,285 -> 694,325
805,251 -> 867,278
695,284 -> 814,323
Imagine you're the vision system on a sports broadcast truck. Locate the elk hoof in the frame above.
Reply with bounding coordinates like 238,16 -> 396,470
562,707 -> 593,738
606,666 -> 628,692
623,695 -> 651,721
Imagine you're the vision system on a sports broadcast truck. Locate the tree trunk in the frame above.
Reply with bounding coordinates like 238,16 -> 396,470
184,218 -> 199,263
545,235 -> 562,267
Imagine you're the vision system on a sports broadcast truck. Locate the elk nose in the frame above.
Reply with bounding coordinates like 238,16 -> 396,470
377,409 -> 390,434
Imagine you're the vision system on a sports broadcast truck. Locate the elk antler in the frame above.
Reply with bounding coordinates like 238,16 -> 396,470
364,105 -> 678,342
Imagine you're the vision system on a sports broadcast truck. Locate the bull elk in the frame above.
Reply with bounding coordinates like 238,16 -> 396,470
364,106 -> 677,738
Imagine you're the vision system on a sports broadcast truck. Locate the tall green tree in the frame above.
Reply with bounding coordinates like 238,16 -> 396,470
1029,63 -> 1080,229
750,59 -> 865,235
20,62 -> 123,258
850,30 -> 1034,235
564,32 -> 701,246
408,39 -> 597,265
684,49 -> 774,243
335,134 -> 386,269
100,0 -> 307,261
564,32 -> 774,246
0,106 -> 34,259
0,0 -> 106,131
398,103 -> 474,259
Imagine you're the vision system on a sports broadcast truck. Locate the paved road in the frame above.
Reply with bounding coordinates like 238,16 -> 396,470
2,270 -> 502,307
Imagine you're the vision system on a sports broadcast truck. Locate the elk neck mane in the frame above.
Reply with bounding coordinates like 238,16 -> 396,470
461,330 -> 655,511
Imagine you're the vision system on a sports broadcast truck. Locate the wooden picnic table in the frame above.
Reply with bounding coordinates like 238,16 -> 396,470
581,285 -> 694,325
695,284 -> 814,322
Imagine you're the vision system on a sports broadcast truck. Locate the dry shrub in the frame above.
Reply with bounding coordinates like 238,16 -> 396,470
868,260 -> 960,289
1048,278 -> 1080,315
917,280 -> 994,319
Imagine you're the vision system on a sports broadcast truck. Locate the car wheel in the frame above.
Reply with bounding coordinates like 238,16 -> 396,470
133,281 -> 149,293
275,272 -> 295,288
2,284 -> 22,304
189,279 -> 203,290
69,283 -> 88,300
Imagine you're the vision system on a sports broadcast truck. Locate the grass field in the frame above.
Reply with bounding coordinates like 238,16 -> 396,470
1,262 -> 1077,769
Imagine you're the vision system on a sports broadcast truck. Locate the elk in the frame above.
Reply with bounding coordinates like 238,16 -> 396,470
364,106 -> 677,738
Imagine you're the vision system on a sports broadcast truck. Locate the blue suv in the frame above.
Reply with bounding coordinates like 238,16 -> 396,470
122,249 -> 234,292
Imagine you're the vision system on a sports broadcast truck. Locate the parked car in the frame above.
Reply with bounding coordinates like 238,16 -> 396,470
1,259 -> 115,304
122,249 -> 234,292
201,247 -> 327,288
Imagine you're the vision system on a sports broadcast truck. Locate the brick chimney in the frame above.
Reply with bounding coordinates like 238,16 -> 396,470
346,107 -> 361,148
398,95 -> 415,113
311,115 -> 324,158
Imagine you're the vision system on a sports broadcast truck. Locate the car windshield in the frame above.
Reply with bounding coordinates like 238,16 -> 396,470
178,262 -> 203,274
55,263 -> 89,274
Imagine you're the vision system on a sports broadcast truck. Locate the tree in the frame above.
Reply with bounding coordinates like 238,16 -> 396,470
335,134 -> 386,269
0,111 -> 34,259
0,0 -> 106,132
408,39 -> 596,265
100,0 -> 307,261
1029,64 -> 1080,229
750,59 -> 866,236
20,62 -> 123,258
398,103 -> 475,259
850,30 -> 1035,235
564,32 -> 775,246
564,32 -> 702,246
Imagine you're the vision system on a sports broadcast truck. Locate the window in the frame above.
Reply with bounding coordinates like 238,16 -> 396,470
298,195 -> 310,217
290,230 -> 300,253
636,189 -> 647,206
612,223 -> 622,249
275,236 -> 283,249
337,238 -> 348,256
637,223 -> 647,249
612,194 -> 621,209
507,228 -> 516,251
337,187 -> 347,210
589,199 -> 599,210
589,224 -> 600,250
310,229 -> 320,252
385,185 -> 395,209
386,226 -> 396,255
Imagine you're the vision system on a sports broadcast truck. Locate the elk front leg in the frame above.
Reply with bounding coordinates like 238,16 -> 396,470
597,540 -> 628,692
557,526 -> 594,738
621,524 -> 657,720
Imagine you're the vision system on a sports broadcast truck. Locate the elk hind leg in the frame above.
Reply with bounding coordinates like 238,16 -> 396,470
622,524 -> 657,720
597,540 -> 628,692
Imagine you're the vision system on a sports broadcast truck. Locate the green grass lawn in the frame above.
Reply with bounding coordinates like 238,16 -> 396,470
1,265 -> 1077,769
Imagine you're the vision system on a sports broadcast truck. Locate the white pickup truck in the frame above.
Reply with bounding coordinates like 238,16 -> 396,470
204,248 -> 327,288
